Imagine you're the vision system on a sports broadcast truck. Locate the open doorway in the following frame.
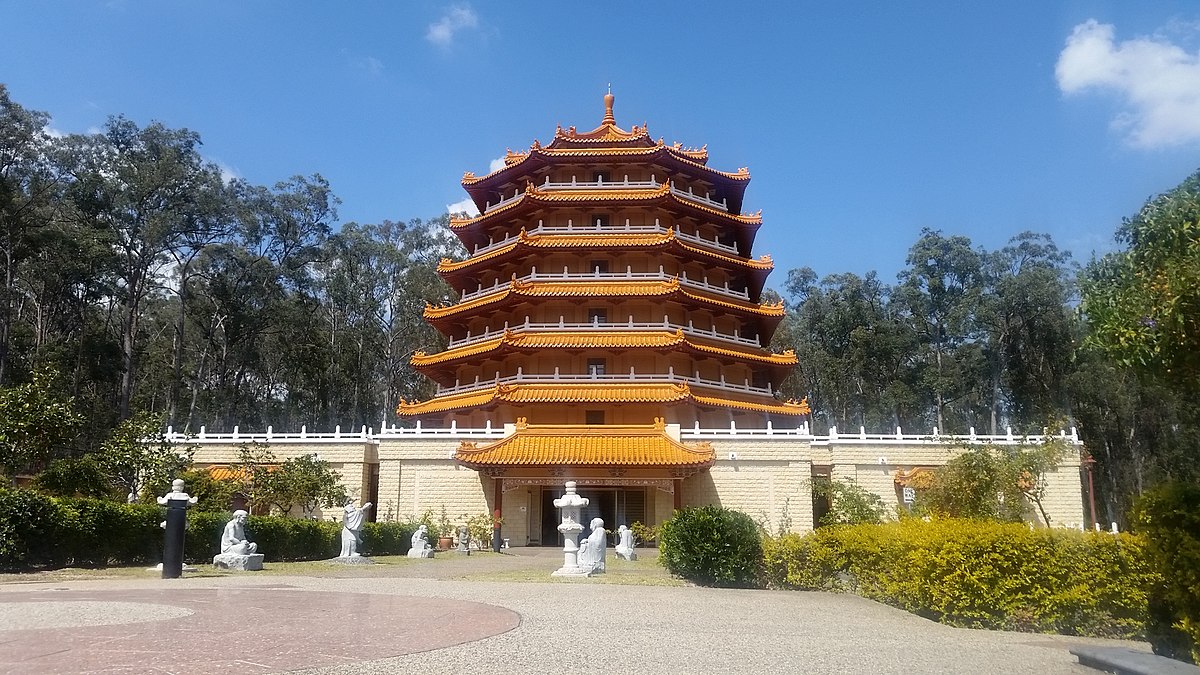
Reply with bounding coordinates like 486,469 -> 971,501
538,486 -> 646,546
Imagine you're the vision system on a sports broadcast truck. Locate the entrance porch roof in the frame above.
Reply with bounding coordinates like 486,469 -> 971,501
454,418 -> 715,470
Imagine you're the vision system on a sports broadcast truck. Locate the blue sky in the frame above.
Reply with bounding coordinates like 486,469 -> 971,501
3,2 -> 1199,288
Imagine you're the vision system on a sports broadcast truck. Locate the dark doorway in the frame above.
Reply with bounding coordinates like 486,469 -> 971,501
539,487 -> 646,546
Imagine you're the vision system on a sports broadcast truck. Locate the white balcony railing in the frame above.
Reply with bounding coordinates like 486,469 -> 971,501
165,421 -> 1080,446
446,316 -> 762,349
457,268 -> 750,303
468,218 -> 739,257
433,366 -> 774,398
482,175 -> 730,214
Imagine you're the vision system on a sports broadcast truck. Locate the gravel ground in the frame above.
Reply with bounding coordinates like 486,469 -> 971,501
0,549 -> 1148,674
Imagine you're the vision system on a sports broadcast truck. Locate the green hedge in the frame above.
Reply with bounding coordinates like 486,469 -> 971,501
0,488 -> 415,569
659,505 -> 762,587
763,518 -> 1156,639
1134,482 -> 1200,663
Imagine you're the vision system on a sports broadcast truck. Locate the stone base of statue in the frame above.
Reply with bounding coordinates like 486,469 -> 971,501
328,555 -> 374,565
615,548 -> 637,561
551,563 -> 597,577
407,547 -> 435,559
212,552 -> 264,571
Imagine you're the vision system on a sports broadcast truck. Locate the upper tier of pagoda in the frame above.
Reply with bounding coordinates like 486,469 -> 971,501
398,92 -> 807,427
460,92 -> 752,216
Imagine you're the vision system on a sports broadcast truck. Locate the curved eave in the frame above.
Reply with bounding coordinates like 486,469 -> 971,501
397,382 -> 808,419
461,145 -> 748,210
397,382 -> 694,416
437,230 -> 774,293
410,330 -> 797,380
546,121 -> 656,148
454,422 -> 715,469
448,184 -> 763,236
692,394 -> 811,416
423,278 -> 786,326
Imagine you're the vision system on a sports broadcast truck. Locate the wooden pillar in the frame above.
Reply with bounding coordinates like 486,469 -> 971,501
673,479 -> 683,510
493,477 -> 503,552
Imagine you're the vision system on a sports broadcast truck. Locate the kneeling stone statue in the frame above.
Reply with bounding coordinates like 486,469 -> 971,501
213,510 -> 264,571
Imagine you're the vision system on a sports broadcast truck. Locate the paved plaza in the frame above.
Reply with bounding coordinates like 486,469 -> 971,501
0,549 -> 1149,674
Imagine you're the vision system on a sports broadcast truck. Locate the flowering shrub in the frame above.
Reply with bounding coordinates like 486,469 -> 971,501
763,518 -> 1155,639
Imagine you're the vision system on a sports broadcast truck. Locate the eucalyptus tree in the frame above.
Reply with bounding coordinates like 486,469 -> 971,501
0,86 -> 59,385
978,232 -> 1076,432
898,229 -> 986,431
57,116 -> 227,419
184,175 -> 336,430
779,267 -> 922,432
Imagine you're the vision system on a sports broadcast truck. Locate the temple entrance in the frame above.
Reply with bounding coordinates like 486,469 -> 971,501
538,487 -> 647,546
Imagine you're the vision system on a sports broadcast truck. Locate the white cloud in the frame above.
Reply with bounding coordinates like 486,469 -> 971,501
1056,19 -> 1200,148
359,56 -> 384,76
45,127 -> 66,139
426,5 -> 478,47
488,155 -> 507,173
446,197 -> 480,217
213,160 -> 240,184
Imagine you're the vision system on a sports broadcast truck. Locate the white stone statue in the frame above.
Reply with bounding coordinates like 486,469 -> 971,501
615,524 -> 637,561
576,517 -> 607,573
213,509 -> 264,571
221,510 -> 258,555
156,479 -> 199,506
340,501 -> 372,557
552,481 -> 591,576
408,524 -> 434,558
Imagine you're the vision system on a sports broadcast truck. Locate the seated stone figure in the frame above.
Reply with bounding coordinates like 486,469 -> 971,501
614,524 -> 637,561
221,510 -> 258,554
407,524 -> 435,558
213,510 -> 264,571
576,517 -> 607,573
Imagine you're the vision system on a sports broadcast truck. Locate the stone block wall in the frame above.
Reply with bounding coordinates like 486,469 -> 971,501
682,437 -> 814,534
184,431 -> 1087,542
189,440 -> 374,521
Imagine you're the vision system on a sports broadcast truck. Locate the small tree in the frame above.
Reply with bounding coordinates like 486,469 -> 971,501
96,412 -> 193,502
919,440 -> 1067,524
0,369 -> 81,479
258,454 -> 346,517
811,477 -> 889,526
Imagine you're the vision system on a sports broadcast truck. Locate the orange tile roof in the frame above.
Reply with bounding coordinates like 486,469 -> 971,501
455,419 -> 715,469
449,183 -> 762,230
692,394 -> 810,416
437,230 -> 773,277
207,465 -> 278,481
410,329 -> 796,370
460,145 -> 746,190
424,278 -> 785,321
397,382 -> 694,416
397,382 -> 809,417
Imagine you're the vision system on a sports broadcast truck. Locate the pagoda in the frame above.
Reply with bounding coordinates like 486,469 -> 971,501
398,92 -> 807,433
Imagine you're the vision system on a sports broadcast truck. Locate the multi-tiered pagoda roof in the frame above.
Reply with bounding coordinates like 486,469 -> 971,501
398,93 -> 807,456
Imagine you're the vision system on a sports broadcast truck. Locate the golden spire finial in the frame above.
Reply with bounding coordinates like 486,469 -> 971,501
603,85 -> 615,125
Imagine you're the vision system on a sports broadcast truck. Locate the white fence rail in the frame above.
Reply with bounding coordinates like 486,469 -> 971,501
165,421 -> 1079,446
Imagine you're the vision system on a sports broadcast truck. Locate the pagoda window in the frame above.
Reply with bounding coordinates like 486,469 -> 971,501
589,259 -> 609,274
585,410 -> 605,425
591,214 -> 610,228
592,170 -> 610,183
587,308 -> 608,324
587,358 -> 607,376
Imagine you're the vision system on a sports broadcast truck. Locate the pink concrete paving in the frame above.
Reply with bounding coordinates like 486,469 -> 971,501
0,587 -> 519,674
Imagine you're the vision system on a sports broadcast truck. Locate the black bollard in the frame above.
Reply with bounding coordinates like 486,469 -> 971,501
161,500 -> 188,579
